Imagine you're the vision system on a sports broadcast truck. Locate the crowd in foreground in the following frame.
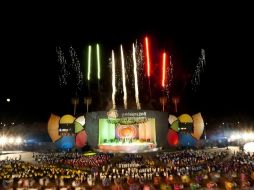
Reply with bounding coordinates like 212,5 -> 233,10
1,148 -> 254,190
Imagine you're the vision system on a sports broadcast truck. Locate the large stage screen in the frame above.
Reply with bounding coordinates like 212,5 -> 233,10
84,110 -> 169,152
98,118 -> 156,145
98,117 -> 157,152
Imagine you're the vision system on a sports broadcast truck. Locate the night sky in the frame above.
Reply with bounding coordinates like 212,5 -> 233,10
1,4 -> 253,124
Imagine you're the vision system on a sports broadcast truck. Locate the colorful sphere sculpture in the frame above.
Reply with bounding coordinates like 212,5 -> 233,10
48,114 -> 87,150
167,113 -> 204,147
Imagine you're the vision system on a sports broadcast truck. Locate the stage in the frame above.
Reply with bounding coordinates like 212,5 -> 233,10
98,140 -> 157,153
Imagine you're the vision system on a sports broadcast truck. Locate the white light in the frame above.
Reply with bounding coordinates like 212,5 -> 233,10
243,133 -> 252,140
230,135 -> 236,140
244,142 -> 254,153
15,137 -> 22,145
230,132 -> 254,141
8,137 -> 15,144
6,98 -> 11,102
0,136 -> 7,145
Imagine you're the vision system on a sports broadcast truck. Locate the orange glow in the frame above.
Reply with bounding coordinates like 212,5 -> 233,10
145,37 -> 151,77
162,52 -> 166,87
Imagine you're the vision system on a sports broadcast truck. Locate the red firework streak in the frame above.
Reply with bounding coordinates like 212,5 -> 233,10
145,36 -> 151,77
145,36 -> 152,98
162,52 -> 167,88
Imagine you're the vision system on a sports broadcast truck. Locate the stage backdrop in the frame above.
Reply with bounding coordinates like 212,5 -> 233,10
85,110 -> 169,149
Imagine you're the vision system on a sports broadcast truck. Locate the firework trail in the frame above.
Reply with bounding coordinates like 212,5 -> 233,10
161,52 -> 167,112
56,46 -> 69,88
120,45 -> 127,109
125,51 -> 134,88
161,52 -> 166,88
132,43 -> 141,110
145,36 -> 152,98
69,46 -> 83,89
160,52 -> 168,112
96,44 -> 101,80
200,49 -> 206,70
87,45 -> 92,95
172,96 -> 180,113
135,41 -> 145,93
165,55 -> 174,99
145,37 -> 151,77
191,49 -> 206,91
96,44 -> 101,93
111,50 -> 116,109
87,45 -> 92,81
191,65 -> 201,92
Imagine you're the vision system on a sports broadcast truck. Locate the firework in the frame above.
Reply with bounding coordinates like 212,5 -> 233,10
111,50 -> 116,109
69,46 -> 83,89
97,44 -> 101,95
87,45 -> 92,81
145,36 -> 151,77
162,52 -> 167,88
132,43 -> 141,109
56,46 -> 68,87
96,44 -> 101,80
172,96 -> 180,113
145,36 -> 152,98
87,45 -> 92,95
120,45 -> 127,109
191,49 -> 206,91
200,49 -> 206,69
135,41 -> 145,89
165,55 -> 173,98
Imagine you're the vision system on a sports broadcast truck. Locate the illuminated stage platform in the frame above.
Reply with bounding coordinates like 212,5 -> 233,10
98,142 -> 158,153
78,110 -> 169,153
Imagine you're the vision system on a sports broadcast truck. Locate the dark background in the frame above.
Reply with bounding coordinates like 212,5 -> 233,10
1,3 -> 253,125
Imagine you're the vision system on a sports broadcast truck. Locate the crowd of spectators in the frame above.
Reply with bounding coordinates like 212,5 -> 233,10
1,149 -> 254,189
